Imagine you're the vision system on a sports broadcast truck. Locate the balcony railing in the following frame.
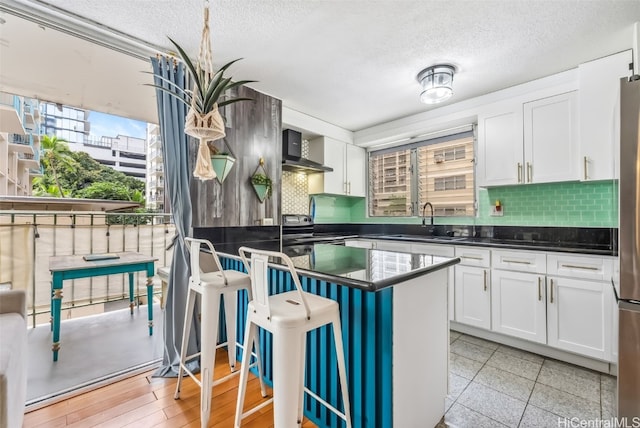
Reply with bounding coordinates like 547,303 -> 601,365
0,94 -> 23,118
9,133 -> 33,146
0,212 -> 175,328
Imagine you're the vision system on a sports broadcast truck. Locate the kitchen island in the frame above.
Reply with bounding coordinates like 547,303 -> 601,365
219,243 -> 459,428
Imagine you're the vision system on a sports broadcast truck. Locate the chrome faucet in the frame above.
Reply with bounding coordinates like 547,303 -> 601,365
421,202 -> 434,232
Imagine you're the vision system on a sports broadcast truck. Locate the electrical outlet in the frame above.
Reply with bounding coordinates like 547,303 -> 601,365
490,206 -> 504,217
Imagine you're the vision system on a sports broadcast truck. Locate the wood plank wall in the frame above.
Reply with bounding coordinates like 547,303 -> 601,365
190,85 -> 282,227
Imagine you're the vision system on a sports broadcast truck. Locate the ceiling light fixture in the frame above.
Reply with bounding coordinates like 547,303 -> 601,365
417,64 -> 456,104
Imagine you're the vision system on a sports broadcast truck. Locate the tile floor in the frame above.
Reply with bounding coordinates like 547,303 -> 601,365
438,331 -> 616,428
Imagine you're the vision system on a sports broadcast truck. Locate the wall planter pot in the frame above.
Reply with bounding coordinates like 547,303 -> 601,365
210,154 -> 236,184
250,158 -> 272,203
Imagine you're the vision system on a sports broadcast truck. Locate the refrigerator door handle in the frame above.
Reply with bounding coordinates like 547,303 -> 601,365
611,278 -> 620,303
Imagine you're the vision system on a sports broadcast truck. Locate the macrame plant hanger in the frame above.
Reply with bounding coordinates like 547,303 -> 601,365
187,0 -> 225,181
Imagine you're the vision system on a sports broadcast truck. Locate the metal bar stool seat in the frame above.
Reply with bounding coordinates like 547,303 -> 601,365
175,238 -> 266,428
234,247 -> 352,428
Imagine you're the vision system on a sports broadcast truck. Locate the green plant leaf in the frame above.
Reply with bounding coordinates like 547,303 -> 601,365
206,77 -> 232,112
217,97 -> 253,108
225,79 -> 258,90
144,79 -> 193,103
168,37 -> 203,98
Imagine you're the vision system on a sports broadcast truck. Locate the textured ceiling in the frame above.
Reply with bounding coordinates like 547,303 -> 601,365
2,1 -> 640,132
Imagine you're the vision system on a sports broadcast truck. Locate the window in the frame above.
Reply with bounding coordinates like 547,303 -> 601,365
369,130 -> 475,217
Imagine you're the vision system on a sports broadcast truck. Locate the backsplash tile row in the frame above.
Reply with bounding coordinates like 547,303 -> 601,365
281,171 -> 309,215
312,180 -> 618,227
478,180 -> 617,227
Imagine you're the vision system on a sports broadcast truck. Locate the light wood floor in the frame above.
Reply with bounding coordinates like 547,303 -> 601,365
24,351 -> 318,428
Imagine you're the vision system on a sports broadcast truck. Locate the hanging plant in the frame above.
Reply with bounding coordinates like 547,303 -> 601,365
250,158 -> 273,203
147,2 -> 255,181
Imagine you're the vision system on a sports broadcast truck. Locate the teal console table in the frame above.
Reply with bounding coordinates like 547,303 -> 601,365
48,252 -> 157,362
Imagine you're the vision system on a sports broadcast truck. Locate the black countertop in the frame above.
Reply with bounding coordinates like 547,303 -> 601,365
359,234 -> 615,255
194,223 -> 616,291
313,224 -> 617,256
209,240 -> 459,291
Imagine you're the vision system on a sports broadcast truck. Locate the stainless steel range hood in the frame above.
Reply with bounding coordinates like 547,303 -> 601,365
282,129 -> 333,173
282,157 -> 333,173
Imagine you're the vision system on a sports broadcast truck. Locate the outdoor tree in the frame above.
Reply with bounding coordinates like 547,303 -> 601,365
77,182 -> 135,201
40,135 -> 76,198
35,145 -> 147,205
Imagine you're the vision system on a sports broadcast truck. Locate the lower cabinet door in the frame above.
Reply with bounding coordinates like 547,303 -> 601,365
491,270 -> 547,344
547,276 -> 613,360
454,266 -> 491,329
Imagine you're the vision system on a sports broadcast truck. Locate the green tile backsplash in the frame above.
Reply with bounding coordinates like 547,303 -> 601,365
312,180 -> 618,227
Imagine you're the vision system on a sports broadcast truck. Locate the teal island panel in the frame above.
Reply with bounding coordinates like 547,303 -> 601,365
223,257 -> 393,428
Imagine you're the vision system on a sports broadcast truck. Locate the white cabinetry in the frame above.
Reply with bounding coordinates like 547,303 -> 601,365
579,50 -> 632,180
477,104 -> 523,186
491,270 -> 547,344
308,137 -> 366,197
523,92 -> 579,183
455,265 -> 491,329
546,254 -> 614,361
546,277 -> 613,360
477,92 -> 578,186
491,249 -> 547,344
414,243 -> 455,321
454,247 -> 491,329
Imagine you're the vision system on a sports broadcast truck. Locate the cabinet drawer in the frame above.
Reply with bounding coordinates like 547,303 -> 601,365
410,243 -> 455,258
455,246 -> 491,268
492,249 -> 546,273
547,254 -> 613,281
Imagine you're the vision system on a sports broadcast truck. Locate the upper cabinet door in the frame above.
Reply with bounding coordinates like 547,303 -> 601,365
477,106 -> 524,187
345,143 -> 366,197
524,92 -> 578,184
579,50 -> 632,181
322,137 -> 347,195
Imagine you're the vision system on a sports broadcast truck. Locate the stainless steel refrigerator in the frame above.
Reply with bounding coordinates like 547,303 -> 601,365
618,76 -> 640,418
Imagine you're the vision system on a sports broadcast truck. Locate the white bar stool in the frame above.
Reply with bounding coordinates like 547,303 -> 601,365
235,247 -> 352,428
175,238 -> 266,428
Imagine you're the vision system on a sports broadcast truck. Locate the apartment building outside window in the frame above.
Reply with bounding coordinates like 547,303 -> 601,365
368,129 -> 475,217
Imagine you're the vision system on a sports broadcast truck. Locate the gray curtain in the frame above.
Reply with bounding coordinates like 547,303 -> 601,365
151,56 -> 200,377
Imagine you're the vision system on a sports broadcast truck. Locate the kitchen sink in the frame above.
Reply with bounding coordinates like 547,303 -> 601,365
384,234 -> 468,242
428,236 -> 468,242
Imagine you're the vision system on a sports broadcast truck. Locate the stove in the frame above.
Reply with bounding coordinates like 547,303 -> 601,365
281,214 -> 346,245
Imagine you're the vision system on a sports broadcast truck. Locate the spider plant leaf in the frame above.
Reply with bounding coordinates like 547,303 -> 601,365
217,58 -> 243,74
224,80 -> 258,91
144,76 -> 193,102
168,37 -> 203,98
206,77 -> 232,112
217,97 -> 253,108
145,85 -> 192,108
202,72 -> 226,110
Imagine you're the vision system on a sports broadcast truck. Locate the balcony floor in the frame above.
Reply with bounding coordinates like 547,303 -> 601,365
26,303 -> 163,407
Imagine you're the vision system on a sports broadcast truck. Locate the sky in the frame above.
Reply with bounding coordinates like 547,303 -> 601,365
88,110 -> 147,139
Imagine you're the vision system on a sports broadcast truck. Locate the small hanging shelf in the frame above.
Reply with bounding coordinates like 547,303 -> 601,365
208,139 -> 236,184
250,158 -> 272,203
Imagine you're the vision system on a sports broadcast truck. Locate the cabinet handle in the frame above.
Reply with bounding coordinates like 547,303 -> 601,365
538,277 -> 542,301
526,162 -> 532,183
549,279 -> 554,303
461,255 -> 484,260
483,270 -> 487,291
502,259 -> 532,265
561,264 -> 599,271
583,156 -> 589,180
348,182 -> 351,195
517,163 -> 522,183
